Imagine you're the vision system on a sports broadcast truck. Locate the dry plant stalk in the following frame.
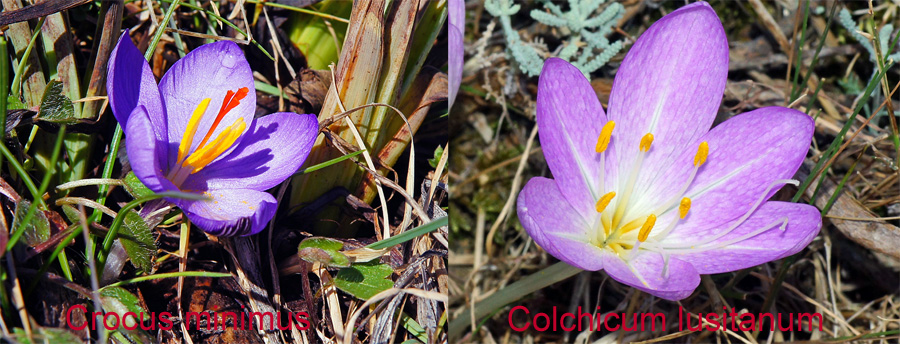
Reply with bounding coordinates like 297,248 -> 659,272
291,0 -> 386,234
290,0 -> 448,234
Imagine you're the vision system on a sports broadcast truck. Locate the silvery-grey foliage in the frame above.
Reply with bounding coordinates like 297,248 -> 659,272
484,0 -> 625,77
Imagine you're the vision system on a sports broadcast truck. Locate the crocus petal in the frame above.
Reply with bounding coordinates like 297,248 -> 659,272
182,113 -> 319,191
158,40 -> 256,169
107,31 -> 166,140
536,58 -> 612,219
671,201 -> 821,274
601,251 -> 700,301
662,107 -> 814,242
607,1 -> 728,204
125,105 -> 178,194
518,177 -> 604,271
176,189 -> 277,236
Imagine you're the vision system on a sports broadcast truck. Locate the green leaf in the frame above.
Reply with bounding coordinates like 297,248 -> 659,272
428,146 -> 444,168
61,204 -> 80,224
11,199 -> 50,246
37,80 -> 76,124
119,209 -> 157,273
399,312 -> 428,343
99,286 -> 149,330
298,237 -> 350,268
6,95 -> 25,110
12,327 -> 81,344
334,260 -> 394,300
123,171 -> 154,199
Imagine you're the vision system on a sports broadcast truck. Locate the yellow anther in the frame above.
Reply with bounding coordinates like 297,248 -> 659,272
184,118 -> 246,172
679,197 -> 691,219
694,141 -> 709,167
595,191 -> 616,213
178,98 -> 212,163
595,121 -> 615,153
637,214 -> 656,242
639,133 -> 654,152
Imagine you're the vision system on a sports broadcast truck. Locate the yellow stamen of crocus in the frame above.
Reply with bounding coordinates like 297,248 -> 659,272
639,133 -> 654,152
637,214 -> 656,242
679,197 -> 692,219
595,191 -> 616,213
694,141 -> 709,167
595,121 -> 615,153
177,98 -> 212,163
183,118 -> 246,173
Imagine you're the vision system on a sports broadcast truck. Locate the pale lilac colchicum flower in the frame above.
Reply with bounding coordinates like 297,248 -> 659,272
517,2 -> 821,300
107,33 -> 318,236
448,0 -> 464,108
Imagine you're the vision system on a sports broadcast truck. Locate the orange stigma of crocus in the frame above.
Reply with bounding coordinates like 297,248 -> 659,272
170,87 -> 249,185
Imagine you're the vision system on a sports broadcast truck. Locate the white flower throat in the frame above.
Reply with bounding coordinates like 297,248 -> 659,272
584,121 -> 792,262
587,121 -> 707,257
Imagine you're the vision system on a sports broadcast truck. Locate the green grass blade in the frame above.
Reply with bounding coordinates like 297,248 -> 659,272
97,191 -> 208,268
105,271 -> 232,288
826,330 -> 900,342
821,152 -> 859,215
0,35 -> 8,168
6,125 -> 66,252
157,0 -> 275,60
9,17 -> 45,99
447,262 -> 581,340
789,0 -> 811,102
145,0 -> 180,61
243,0 -> 349,23
366,216 -> 447,250
0,137 -> 44,207
254,80 -> 282,97
796,1 -> 838,103
297,149 -> 366,175
793,60 -> 893,202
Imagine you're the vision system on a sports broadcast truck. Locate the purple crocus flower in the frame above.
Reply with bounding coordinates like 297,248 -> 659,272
448,0 -> 464,108
107,32 -> 318,236
517,2 -> 821,300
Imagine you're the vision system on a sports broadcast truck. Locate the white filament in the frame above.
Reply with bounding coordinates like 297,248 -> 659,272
660,178 -> 797,249
692,217 -> 789,252
611,148 -> 648,231
661,251 -> 671,278
652,166 -> 700,216
624,258 -> 651,287
649,214 -> 683,241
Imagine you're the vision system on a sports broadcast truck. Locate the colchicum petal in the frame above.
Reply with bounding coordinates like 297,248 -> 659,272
663,107 -> 816,242
109,33 -> 320,236
671,201 -> 821,274
448,0 -> 464,108
518,177 -> 604,271
519,1 -> 821,300
607,1 -> 728,208
601,251 -> 700,301
535,58 -> 611,219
